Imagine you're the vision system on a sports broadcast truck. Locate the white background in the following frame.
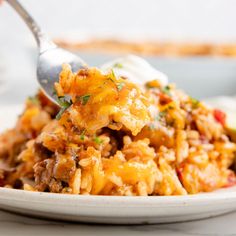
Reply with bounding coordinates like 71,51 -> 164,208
1,0 -> 236,43
1,0 -> 236,70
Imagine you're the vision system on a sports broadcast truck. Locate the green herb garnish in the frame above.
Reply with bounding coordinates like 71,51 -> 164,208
56,96 -> 72,120
57,96 -> 72,107
80,130 -> 86,141
190,97 -> 200,109
116,82 -> 125,91
76,94 -> 91,105
111,69 -> 116,79
28,96 -> 40,105
149,123 -> 156,131
155,111 -> 167,121
93,136 -> 103,145
113,63 -> 123,69
108,69 -> 126,91
162,85 -> 171,96
81,94 -> 91,105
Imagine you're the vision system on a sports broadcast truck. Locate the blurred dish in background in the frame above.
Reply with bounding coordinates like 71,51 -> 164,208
50,32 -> 236,99
55,37 -> 236,57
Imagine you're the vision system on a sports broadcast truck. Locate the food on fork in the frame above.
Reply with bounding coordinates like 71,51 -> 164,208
0,62 -> 235,196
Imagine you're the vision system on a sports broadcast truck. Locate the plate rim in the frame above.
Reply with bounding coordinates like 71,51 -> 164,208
0,187 -> 236,208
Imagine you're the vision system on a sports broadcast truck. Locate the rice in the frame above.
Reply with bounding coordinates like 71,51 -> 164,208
0,64 -> 235,196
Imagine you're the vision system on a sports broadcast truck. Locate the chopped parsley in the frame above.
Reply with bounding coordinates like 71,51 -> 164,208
113,63 -> 123,69
28,96 -> 40,105
111,69 -> 116,79
76,94 -> 91,105
80,130 -> 86,141
81,94 -> 91,105
116,82 -> 125,91
108,70 -> 125,91
149,123 -> 156,131
162,85 -> 171,96
56,96 -> 72,120
93,136 -> 103,145
190,97 -> 200,109
57,96 -> 72,107
155,111 -> 167,121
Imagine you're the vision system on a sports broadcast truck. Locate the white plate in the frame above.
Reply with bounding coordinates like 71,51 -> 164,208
0,105 -> 236,224
0,187 -> 236,224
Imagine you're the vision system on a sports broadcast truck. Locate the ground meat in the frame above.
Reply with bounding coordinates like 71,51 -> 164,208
0,169 -> 5,187
34,158 -> 63,193
33,141 -> 53,160
53,153 -> 76,182
0,129 -> 26,166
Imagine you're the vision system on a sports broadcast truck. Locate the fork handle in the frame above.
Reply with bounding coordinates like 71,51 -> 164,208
5,0 -> 57,53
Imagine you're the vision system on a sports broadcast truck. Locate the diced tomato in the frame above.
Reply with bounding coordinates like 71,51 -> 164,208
159,93 -> 172,105
213,109 -> 226,126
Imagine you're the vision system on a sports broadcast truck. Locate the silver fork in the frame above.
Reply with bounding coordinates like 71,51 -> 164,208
6,0 -> 86,103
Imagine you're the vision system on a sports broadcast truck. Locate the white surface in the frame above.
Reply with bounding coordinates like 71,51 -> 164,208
0,105 -> 23,132
0,209 -> 236,236
1,0 -> 236,42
